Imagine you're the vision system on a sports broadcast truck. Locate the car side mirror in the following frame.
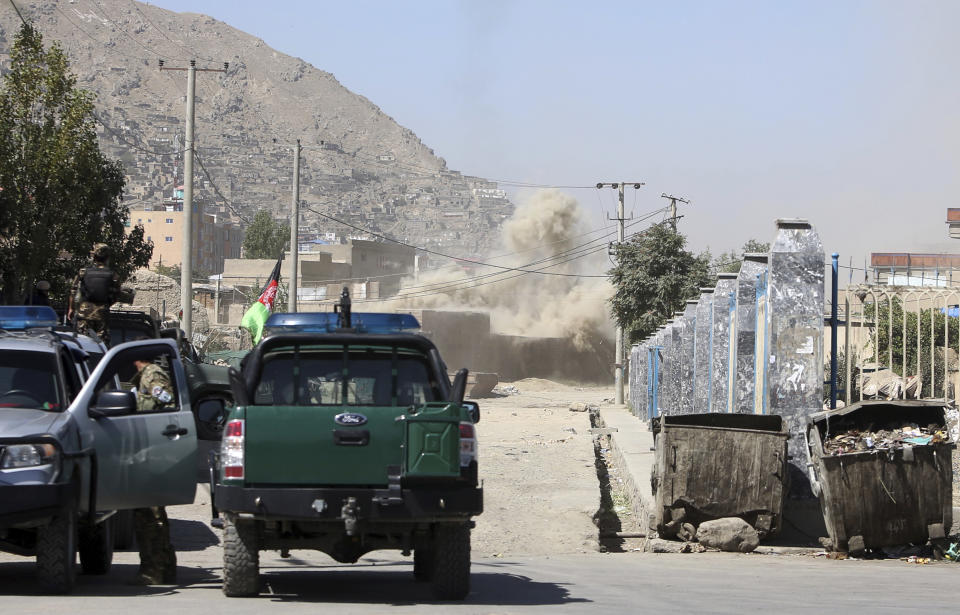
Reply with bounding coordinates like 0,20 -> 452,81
89,390 -> 137,419
462,400 -> 480,424
450,368 -> 468,404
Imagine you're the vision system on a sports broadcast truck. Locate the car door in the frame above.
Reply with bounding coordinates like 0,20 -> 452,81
70,339 -> 198,511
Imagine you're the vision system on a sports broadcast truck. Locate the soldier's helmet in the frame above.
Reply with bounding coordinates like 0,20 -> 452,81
91,243 -> 110,263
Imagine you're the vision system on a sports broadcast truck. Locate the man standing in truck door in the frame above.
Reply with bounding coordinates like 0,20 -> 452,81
67,244 -> 120,345
129,356 -> 178,585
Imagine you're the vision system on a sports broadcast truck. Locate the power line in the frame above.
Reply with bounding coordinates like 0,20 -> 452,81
91,110 -> 178,156
193,151 -> 249,224
303,205 -> 611,278
8,0 -> 26,26
90,0 -> 181,60
128,0 -> 216,62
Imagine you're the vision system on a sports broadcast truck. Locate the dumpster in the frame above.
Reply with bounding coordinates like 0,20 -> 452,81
805,400 -> 955,554
651,413 -> 789,539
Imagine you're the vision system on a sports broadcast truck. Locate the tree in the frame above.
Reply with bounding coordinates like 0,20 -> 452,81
242,209 -> 290,259
864,297 -> 957,398
714,239 -> 771,274
0,24 -> 152,304
608,223 -> 711,343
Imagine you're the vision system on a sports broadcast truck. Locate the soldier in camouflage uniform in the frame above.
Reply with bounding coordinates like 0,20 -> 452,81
130,358 -> 178,585
67,244 -> 120,345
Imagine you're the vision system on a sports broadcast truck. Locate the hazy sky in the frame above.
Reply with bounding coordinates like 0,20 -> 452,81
150,0 -> 959,270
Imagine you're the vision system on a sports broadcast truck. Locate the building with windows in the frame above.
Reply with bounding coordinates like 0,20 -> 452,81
126,198 -> 243,274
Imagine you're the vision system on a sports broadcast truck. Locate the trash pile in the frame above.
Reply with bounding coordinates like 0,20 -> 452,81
823,421 -> 950,455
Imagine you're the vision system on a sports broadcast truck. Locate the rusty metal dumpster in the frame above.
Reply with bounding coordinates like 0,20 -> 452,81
651,413 -> 789,539
805,400 -> 955,554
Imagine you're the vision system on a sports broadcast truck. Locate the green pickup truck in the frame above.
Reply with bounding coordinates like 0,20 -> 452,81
211,300 -> 482,599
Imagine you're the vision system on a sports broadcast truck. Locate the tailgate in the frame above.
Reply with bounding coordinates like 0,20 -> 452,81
244,405 -> 405,486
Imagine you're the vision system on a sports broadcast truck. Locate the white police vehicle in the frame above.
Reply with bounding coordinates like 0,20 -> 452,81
0,306 -> 198,593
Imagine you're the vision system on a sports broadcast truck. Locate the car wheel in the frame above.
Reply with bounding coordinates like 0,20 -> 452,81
79,518 -> 113,575
413,546 -> 434,582
222,517 -> 259,597
430,523 -> 471,600
36,501 -> 77,594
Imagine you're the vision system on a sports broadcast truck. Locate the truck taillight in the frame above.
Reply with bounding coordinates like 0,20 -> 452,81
222,419 -> 245,479
459,422 -> 477,467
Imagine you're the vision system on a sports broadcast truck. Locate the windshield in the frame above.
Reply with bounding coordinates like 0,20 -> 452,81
0,351 -> 63,410
254,348 -> 442,407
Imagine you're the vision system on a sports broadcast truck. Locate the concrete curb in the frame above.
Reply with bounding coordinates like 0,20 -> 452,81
596,405 -> 655,549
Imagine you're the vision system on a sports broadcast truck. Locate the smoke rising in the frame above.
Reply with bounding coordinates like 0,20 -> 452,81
386,189 -> 613,348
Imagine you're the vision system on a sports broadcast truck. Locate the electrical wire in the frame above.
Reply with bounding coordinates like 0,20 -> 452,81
8,0 -> 27,26
304,205 -> 618,278
91,110 -> 178,156
128,0 -> 217,62
91,0 -> 182,61
193,151 -> 250,223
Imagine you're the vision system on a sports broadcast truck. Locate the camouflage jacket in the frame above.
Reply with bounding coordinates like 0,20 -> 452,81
71,264 -> 120,319
132,363 -> 175,412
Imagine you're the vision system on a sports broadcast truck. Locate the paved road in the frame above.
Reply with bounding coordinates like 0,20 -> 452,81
1,545 -> 959,614
3,440 -> 958,612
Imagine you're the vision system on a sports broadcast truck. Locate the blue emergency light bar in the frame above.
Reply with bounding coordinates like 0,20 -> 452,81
0,305 -> 59,330
263,311 -> 420,335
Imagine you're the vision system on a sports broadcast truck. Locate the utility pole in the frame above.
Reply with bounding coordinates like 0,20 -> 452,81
660,193 -> 690,230
597,181 -> 644,406
289,139 -> 301,313
160,59 -> 229,339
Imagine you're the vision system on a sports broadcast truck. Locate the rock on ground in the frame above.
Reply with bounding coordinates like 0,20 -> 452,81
696,518 -> 760,553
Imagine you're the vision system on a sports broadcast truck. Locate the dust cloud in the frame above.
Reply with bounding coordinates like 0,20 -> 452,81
386,189 -> 613,348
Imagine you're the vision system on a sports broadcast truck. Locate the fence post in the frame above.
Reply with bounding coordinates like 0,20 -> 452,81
711,273 -> 739,412
693,288 -> 715,413
735,254 -> 768,413
830,253 -> 839,409
765,218 -> 824,494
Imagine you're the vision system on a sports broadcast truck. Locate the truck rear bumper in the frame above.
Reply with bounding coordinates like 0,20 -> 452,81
214,484 -> 482,522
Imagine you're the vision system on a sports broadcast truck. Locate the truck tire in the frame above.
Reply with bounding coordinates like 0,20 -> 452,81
430,523 -> 470,600
222,517 -> 259,597
113,510 -> 135,550
36,502 -> 77,594
79,519 -> 113,575
413,547 -> 434,582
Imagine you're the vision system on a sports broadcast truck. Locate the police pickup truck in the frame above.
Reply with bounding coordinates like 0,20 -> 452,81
0,306 -> 198,593
211,301 -> 482,599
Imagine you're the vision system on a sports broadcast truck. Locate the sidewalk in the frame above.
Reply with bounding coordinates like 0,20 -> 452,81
596,405 -> 655,547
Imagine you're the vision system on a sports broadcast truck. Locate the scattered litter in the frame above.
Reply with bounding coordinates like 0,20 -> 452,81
563,427 -> 577,434
495,385 -> 520,395
945,543 -> 960,561
902,556 -> 930,565
822,420 -> 948,455
569,402 -> 597,412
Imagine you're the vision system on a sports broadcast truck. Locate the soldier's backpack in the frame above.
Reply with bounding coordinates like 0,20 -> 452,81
80,267 -> 117,304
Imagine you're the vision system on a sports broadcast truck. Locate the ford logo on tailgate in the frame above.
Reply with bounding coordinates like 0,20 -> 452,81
335,412 -> 368,426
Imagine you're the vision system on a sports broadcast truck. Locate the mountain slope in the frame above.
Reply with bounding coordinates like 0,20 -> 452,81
0,0 -> 512,262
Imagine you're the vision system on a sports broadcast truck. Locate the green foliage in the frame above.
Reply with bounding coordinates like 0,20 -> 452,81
824,349 -> 861,403
155,262 -> 182,280
865,296 -> 958,397
713,239 -> 770,274
242,209 -> 290,259
0,24 -> 152,304
608,223 -> 711,343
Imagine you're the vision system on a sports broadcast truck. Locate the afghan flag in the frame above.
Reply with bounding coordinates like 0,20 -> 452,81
241,256 -> 282,344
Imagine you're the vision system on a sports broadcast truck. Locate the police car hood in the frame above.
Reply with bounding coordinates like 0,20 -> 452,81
0,408 -> 62,439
